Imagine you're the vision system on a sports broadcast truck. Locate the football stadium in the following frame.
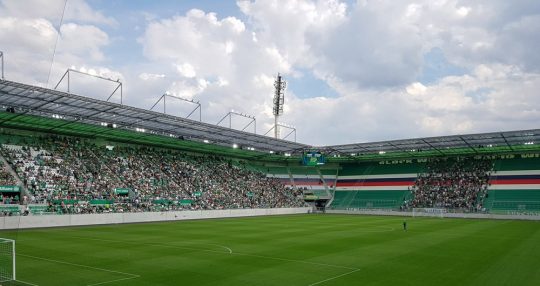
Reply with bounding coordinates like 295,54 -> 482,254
1,1 -> 540,286
1,72 -> 540,286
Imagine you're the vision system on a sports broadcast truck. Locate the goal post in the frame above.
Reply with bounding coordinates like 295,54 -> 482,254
412,208 -> 446,218
0,238 -> 15,282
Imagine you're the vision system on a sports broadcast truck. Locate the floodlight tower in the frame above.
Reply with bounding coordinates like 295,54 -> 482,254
273,73 -> 286,139
0,51 -> 4,80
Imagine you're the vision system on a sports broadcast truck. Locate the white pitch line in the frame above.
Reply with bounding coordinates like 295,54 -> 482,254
18,254 -> 140,286
307,269 -> 361,286
207,243 -> 233,254
69,235 -> 233,255
15,279 -> 40,286
73,235 -> 356,270
86,276 -> 140,286
18,254 -> 139,277
232,252 -> 358,270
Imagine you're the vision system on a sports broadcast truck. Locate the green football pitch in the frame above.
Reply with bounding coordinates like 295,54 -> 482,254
1,214 -> 540,286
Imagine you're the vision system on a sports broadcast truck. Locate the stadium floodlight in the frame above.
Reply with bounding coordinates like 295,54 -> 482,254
54,68 -> 123,104
272,73 -> 286,138
0,51 -> 4,80
0,238 -> 15,283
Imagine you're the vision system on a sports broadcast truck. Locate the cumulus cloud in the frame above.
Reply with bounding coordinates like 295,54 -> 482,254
285,63 -> 540,145
0,0 -> 121,98
308,1 -> 424,88
58,23 -> 110,61
238,0 -> 347,68
0,0 -> 116,26
139,73 -> 166,81
137,8 -> 297,129
230,0 -> 540,144
175,63 -> 197,78
0,17 -> 57,83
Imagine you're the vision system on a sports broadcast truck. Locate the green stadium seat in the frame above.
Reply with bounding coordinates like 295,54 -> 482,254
484,190 -> 540,212
329,190 -> 409,210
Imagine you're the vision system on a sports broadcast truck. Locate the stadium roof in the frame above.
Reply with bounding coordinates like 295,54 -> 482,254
0,79 -> 308,156
1,79 -> 539,162
323,129 -> 540,161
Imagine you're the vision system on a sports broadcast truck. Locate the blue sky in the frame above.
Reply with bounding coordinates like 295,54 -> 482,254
1,0 -> 539,145
418,48 -> 467,84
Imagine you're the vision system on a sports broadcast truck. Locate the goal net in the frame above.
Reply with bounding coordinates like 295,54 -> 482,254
412,208 -> 446,218
0,238 -> 15,283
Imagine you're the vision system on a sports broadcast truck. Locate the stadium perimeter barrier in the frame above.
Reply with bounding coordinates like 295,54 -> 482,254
0,207 -> 311,230
326,209 -> 540,221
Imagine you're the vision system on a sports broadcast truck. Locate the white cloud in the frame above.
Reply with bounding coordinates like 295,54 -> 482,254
175,63 -> 197,78
239,0 -> 347,68
137,8 -> 298,128
289,63 -> 540,145
456,6 -> 471,17
0,1 -> 121,94
0,17 -> 57,51
139,73 -> 166,81
0,0 -> 116,26
406,82 -> 427,96
58,23 -> 109,61
64,0 -> 117,26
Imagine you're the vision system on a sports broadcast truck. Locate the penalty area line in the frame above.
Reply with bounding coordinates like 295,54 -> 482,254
86,275 -> 140,286
17,254 -> 140,286
307,268 -> 361,286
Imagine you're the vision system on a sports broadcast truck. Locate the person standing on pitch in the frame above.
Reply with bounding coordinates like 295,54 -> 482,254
403,220 -> 407,231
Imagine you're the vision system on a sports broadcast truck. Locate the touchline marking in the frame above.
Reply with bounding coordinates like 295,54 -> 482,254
18,254 -> 140,286
307,269 -> 361,286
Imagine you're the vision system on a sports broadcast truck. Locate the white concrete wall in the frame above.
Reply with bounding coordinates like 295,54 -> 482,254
326,209 -> 540,221
0,207 -> 311,230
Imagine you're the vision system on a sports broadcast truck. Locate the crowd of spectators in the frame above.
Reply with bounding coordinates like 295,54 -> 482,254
405,157 -> 492,211
0,159 -> 20,205
0,135 -> 305,214
0,165 -> 17,186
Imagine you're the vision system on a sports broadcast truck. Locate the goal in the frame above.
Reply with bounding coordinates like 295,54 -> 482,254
0,238 -> 15,283
412,208 -> 446,218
